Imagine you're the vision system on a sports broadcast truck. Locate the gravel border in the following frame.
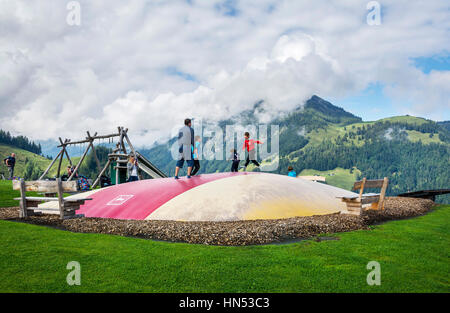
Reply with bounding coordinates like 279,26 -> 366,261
0,197 -> 436,246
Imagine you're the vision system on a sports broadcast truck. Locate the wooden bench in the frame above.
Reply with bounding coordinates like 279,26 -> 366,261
12,178 -> 92,219
338,177 -> 389,215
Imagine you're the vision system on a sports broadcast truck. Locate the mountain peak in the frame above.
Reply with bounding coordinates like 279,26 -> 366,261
304,95 -> 362,123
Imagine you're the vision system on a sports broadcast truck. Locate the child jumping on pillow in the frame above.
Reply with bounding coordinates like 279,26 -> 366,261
242,132 -> 263,171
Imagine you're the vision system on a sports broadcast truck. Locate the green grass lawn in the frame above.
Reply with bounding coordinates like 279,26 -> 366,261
0,204 -> 448,292
0,179 -> 448,293
0,179 -> 41,207
0,180 -> 73,208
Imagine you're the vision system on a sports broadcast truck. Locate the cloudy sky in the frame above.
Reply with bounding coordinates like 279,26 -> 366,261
0,0 -> 449,147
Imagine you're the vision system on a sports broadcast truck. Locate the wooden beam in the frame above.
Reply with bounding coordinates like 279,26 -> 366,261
13,196 -> 90,202
86,131 -> 102,172
378,177 -> 389,210
59,138 -> 73,167
91,143 -> 102,172
354,179 -> 384,190
12,180 -> 78,192
118,127 -> 127,154
56,146 -> 65,178
38,149 -> 63,180
115,165 -> 119,185
57,178 -> 65,219
91,158 -> 111,188
108,153 -> 129,158
358,177 -> 366,200
67,143 -> 91,181
124,132 -> 137,157
19,180 -> 27,218
56,133 -> 120,147
14,196 -> 55,202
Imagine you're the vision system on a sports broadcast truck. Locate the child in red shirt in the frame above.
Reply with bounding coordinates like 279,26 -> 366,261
243,132 -> 263,171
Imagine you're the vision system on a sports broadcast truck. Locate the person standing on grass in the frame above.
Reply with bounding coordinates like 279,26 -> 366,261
242,132 -> 263,171
127,155 -> 139,182
3,153 -> 16,180
287,166 -> 297,177
191,135 -> 201,176
174,118 -> 194,179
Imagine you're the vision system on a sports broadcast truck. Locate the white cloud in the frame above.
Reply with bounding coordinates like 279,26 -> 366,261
0,0 -> 449,147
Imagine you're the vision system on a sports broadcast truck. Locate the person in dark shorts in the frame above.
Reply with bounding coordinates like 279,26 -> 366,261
174,118 -> 194,179
230,148 -> 240,172
242,132 -> 263,171
191,135 -> 201,176
3,153 -> 16,180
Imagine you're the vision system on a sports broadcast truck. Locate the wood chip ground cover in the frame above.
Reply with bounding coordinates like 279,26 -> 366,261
0,197 -> 435,245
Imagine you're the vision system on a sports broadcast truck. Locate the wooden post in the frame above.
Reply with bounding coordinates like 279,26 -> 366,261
68,143 -> 91,181
56,147 -> 65,178
92,158 -> 111,188
19,180 -> 27,218
86,131 -> 102,172
115,163 -> 119,185
118,127 -> 127,154
59,138 -> 73,167
359,177 -> 366,201
124,132 -> 137,157
90,143 -> 102,172
56,178 -> 65,219
39,149 -> 63,180
124,132 -> 141,179
378,177 -> 389,210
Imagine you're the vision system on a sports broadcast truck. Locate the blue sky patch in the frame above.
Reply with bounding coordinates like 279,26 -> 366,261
412,53 -> 450,73
215,0 -> 239,17
165,67 -> 197,82
331,82 -> 395,121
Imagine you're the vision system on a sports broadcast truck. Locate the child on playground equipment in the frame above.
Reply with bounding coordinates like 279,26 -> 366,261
287,166 -> 297,177
68,165 -> 78,178
127,155 -> 139,182
243,132 -> 263,171
191,135 -> 201,176
230,148 -> 240,172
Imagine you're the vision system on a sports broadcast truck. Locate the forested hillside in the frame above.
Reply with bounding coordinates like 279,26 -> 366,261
142,96 -> 450,202
0,129 -> 43,155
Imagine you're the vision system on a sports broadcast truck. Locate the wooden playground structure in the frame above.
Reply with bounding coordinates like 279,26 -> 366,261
38,126 -> 166,188
11,126 -> 166,219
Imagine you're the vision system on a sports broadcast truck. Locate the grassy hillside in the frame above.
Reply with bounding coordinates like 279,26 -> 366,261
1,143 -> 81,179
0,205 -> 448,292
377,115 -> 430,125
299,167 -> 361,190
302,116 -> 445,150
280,114 -> 449,200
0,143 -> 51,179
406,130 -> 443,144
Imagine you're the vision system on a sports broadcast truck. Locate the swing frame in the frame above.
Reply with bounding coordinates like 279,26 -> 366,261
39,127 -> 134,182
